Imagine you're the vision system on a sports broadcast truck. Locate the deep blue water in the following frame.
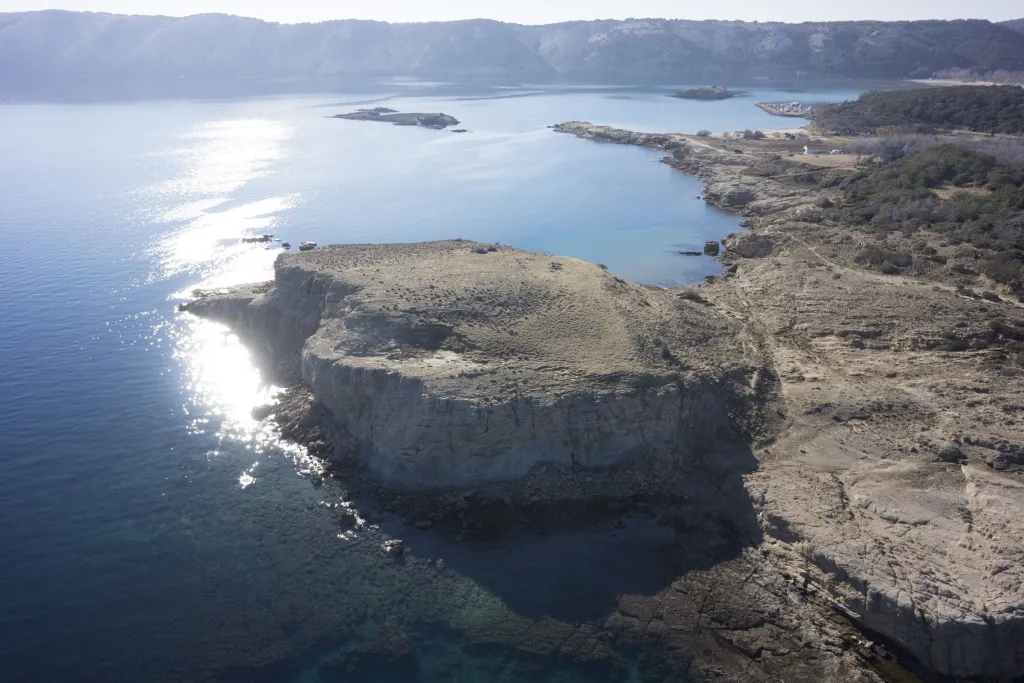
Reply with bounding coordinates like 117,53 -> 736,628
0,82 -> 867,682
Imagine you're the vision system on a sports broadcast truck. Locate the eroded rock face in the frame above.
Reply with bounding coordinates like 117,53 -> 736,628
725,232 -> 774,258
183,240 -> 778,490
706,183 -> 757,208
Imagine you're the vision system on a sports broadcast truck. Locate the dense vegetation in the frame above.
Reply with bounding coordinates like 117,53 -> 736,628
819,145 -> 1024,289
814,86 -> 1024,135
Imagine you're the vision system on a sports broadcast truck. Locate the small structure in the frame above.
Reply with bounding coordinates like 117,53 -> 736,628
804,143 -> 830,155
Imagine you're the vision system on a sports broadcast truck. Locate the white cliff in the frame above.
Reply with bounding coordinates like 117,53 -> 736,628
183,240 -> 777,489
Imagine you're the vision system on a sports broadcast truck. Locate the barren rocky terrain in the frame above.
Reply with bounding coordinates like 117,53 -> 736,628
555,121 -> 1024,680
183,240 -> 777,489
180,122 -> 1024,682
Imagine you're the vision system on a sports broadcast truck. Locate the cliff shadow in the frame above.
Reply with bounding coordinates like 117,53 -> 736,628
377,443 -> 764,623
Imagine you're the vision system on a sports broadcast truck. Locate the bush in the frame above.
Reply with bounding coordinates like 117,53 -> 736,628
836,145 -> 1024,255
696,129 -> 712,137
814,86 -> 1024,135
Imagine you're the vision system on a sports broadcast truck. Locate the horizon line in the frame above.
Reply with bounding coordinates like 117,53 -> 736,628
4,8 -> 1020,27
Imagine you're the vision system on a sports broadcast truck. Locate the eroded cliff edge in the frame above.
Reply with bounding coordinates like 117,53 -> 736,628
182,240 -> 780,490
553,121 -> 1024,681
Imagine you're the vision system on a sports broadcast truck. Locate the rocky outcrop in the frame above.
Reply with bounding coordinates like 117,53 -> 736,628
331,109 -> 459,130
705,183 -> 757,208
558,120 -> 1024,681
551,122 -> 685,151
182,240 -> 778,491
725,232 -> 774,258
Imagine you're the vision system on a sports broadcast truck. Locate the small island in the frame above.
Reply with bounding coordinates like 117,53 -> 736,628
330,107 -> 460,130
671,85 -> 740,101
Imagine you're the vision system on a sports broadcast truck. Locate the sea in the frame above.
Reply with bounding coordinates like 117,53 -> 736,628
0,81 -> 869,682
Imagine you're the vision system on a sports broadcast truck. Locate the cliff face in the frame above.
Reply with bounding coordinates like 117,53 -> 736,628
184,240 -> 778,489
4,11 -> 1024,84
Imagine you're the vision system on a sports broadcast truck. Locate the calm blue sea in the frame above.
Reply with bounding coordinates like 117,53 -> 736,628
0,82 -> 867,682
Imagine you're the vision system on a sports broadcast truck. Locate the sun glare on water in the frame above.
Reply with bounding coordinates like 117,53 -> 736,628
143,116 -> 313,482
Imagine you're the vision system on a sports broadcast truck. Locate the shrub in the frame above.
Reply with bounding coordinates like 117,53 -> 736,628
696,129 -> 712,137
814,86 -> 1024,135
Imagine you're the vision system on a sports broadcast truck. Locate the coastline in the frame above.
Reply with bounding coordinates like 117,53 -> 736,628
552,121 -> 1024,681
179,119 -> 1024,683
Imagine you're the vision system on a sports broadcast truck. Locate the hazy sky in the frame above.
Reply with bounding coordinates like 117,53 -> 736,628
1,0 -> 1021,24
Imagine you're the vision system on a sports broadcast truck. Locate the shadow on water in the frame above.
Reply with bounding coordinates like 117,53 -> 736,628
224,444 -> 762,683
386,445 -> 764,623
400,516 -> 679,622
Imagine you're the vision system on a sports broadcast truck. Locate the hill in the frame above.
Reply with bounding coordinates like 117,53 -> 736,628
813,85 -> 1024,135
1003,19 -> 1024,34
3,11 -> 1024,86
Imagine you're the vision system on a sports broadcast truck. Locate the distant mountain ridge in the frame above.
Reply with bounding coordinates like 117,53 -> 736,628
1003,19 -> 1024,33
4,10 -> 1024,83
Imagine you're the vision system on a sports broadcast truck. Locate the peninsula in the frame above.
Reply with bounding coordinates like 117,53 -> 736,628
182,92 -> 1024,683
182,240 -> 777,490
331,108 -> 460,130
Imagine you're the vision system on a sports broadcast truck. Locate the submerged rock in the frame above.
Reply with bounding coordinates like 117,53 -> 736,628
319,630 -> 419,682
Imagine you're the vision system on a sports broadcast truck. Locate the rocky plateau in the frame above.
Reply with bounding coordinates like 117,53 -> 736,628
179,121 -> 1024,683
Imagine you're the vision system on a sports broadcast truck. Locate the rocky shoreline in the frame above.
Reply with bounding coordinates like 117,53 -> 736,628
554,121 -> 1024,681
179,121 -> 1024,682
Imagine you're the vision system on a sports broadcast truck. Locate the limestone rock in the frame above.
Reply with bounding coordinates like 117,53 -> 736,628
183,240 -> 777,490
706,183 -> 757,208
725,233 -> 775,259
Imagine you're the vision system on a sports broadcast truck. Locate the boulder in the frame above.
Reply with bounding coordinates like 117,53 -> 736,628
726,233 -> 775,259
952,263 -> 979,276
706,183 -> 757,208
937,444 -> 966,463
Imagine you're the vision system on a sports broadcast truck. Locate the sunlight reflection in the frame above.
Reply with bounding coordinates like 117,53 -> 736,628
141,116 -> 314,481
152,118 -> 292,197
156,194 -> 299,285
174,316 -> 280,437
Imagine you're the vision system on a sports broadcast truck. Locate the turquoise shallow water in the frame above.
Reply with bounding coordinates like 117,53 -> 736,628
0,82 -> 866,682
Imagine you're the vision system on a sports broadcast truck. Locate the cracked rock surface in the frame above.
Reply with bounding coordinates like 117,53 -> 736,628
555,121 -> 1024,680
183,240 -> 779,490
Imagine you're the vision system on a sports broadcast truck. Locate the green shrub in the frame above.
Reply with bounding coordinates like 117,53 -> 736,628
815,86 -> 1024,135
